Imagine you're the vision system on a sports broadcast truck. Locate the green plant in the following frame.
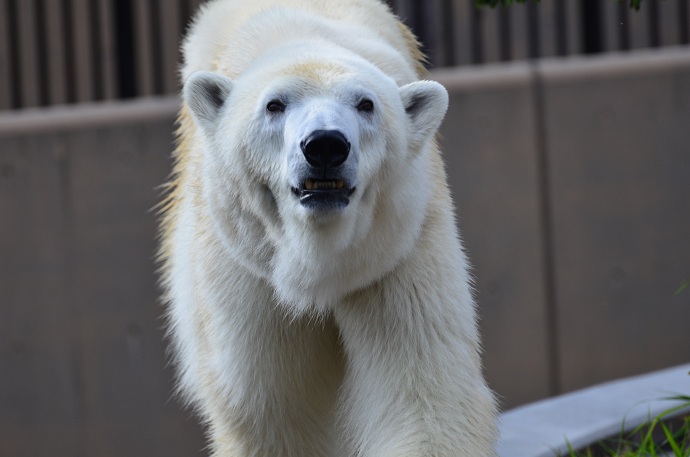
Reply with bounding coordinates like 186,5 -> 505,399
564,395 -> 690,456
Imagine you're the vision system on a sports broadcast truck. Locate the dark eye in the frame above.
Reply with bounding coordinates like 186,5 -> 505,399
357,99 -> 374,113
266,100 -> 286,113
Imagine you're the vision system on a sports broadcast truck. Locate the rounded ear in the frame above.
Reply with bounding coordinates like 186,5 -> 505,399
399,80 -> 449,149
183,71 -> 234,129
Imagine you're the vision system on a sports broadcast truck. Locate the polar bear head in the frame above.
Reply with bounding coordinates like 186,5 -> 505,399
183,46 -> 448,313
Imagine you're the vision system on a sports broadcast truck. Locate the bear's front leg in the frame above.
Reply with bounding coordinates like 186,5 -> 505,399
187,267 -> 345,457
333,258 -> 497,457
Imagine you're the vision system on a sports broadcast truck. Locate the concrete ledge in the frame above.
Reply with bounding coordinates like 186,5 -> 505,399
431,61 -> 533,90
537,46 -> 690,82
432,46 -> 690,88
0,96 -> 179,136
497,364 -> 690,457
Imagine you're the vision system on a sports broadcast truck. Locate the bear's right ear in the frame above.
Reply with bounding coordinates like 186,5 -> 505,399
183,71 -> 234,129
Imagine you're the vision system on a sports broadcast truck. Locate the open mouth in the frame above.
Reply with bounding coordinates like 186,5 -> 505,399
291,179 -> 356,209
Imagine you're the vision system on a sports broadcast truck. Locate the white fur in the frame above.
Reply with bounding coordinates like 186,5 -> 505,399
162,0 -> 498,455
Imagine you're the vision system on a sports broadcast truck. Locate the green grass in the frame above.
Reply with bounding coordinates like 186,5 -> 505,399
564,395 -> 690,457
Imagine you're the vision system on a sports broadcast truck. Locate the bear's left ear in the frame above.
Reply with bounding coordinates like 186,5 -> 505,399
399,81 -> 449,149
183,71 -> 234,130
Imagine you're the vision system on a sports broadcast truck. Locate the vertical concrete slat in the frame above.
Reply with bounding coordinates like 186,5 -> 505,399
564,0 -> 583,56
160,0 -> 182,93
98,0 -> 119,100
17,0 -> 41,108
44,0 -> 68,106
601,0 -> 620,52
133,0 -> 156,97
685,0 -> 690,44
392,0 -> 413,23
540,54 -> 690,393
509,2 -> 528,61
71,0 -> 95,103
481,6 -> 502,63
433,66 -> 552,409
187,0 -> 204,18
538,0 -> 557,58
0,0 -> 12,110
431,0 -> 456,67
658,0 -> 680,46
628,5 -> 650,50
450,0 -> 473,66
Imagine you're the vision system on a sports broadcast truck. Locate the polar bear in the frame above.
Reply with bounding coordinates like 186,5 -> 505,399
158,0 -> 497,455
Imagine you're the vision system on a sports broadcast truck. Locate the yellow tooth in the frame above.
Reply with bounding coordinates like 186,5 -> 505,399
304,179 -> 346,190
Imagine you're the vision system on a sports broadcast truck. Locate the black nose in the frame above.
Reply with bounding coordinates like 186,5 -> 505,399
300,130 -> 350,168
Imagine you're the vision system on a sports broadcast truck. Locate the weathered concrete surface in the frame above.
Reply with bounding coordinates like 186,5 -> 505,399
497,363 -> 690,457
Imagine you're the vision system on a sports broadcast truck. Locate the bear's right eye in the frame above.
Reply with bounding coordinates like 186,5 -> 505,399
356,99 -> 374,113
266,100 -> 286,113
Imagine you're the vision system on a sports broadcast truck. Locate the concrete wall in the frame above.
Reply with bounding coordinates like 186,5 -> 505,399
436,47 -> 690,409
1,48 -> 689,456
0,98 -> 206,456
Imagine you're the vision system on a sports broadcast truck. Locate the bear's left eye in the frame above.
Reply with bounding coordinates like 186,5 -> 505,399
266,100 -> 286,113
356,99 -> 374,113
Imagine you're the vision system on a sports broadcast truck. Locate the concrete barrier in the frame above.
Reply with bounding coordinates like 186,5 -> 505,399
435,46 -> 690,408
497,363 -> 690,457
